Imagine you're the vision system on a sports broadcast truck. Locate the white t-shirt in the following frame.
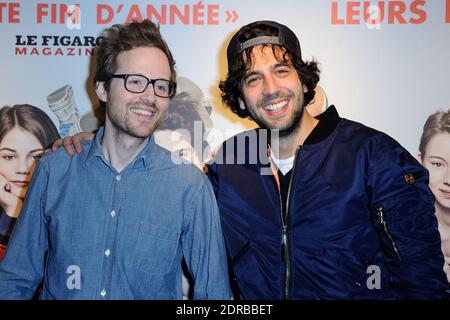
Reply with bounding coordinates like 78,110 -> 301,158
271,152 -> 295,175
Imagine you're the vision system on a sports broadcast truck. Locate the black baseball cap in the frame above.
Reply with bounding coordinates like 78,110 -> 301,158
226,20 -> 303,73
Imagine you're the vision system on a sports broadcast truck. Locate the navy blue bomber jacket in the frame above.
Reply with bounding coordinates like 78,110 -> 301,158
207,106 -> 448,300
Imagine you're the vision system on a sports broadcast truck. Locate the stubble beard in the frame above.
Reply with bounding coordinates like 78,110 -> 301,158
106,104 -> 163,139
247,95 -> 305,138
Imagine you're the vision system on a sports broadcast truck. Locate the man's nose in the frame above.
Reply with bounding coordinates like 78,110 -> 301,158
263,75 -> 280,95
140,84 -> 157,104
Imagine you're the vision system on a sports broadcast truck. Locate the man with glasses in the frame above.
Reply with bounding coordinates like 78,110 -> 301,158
110,74 -> 175,98
0,20 -> 231,300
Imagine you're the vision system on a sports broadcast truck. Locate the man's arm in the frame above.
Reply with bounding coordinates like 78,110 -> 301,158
181,177 -> 231,300
51,132 -> 94,155
0,161 -> 50,299
368,134 -> 449,299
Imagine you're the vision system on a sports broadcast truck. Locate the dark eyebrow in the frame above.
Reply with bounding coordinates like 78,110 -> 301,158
273,62 -> 293,69
0,148 -> 44,153
244,62 -> 293,78
30,148 -> 45,153
243,70 -> 262,80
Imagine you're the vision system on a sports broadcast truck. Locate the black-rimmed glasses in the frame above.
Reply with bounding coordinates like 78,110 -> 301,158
111,74 -> 176,98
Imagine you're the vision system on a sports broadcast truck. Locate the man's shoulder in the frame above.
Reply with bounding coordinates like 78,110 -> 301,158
338,118 -> 413,164
338,118 -> 397,145
40,140 -> 93,171
339,118 -> 382,137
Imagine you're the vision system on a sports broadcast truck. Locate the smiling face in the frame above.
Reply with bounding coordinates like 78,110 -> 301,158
96,46 -> 172,140
421,133 -> 450,211
0,127 -> 44,198
240,45 -> 306,137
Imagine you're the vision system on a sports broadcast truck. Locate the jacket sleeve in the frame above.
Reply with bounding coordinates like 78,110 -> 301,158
0,160 -> 50,299
368,133 -> 449,299
181,176 -> 231,300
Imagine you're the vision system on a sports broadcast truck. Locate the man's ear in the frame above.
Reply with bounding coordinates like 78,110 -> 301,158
306,85 -> 326,117
238,98 -> 246,111
95,82 -> 107,102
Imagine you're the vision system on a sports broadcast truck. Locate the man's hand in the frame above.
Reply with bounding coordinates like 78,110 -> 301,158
51,132 -> 95,155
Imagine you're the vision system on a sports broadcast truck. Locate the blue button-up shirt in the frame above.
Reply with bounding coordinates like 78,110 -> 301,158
0,128 -> 231,300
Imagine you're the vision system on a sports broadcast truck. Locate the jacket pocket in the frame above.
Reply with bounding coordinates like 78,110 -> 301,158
132,222 -> 180,275
371,204 -> 402,267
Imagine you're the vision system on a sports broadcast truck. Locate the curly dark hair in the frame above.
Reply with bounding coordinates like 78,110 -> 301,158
219,24 -> 320,119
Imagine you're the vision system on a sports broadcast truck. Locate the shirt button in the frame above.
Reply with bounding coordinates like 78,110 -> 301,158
105,249 -> 110,257
116,175 -> 121,181
110,210 -> 116,218
100,289 -> 106,297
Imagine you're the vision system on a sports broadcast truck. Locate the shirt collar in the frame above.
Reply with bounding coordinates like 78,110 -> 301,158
85,127 -> 158,171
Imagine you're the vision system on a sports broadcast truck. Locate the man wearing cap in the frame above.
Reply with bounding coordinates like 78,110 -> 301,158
208,20 -> 448,299
52,20 -> 448,300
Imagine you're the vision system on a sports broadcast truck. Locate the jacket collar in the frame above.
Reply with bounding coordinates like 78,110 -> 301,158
303,105 -> 340,145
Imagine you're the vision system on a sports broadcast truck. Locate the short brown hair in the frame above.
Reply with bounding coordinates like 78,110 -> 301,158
94,19 -> 176,92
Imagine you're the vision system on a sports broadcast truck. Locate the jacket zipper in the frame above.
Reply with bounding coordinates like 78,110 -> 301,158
281,145 -> 301,300
375,205 -> 402,263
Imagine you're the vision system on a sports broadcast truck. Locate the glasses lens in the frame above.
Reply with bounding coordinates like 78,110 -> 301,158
126,75 -> 147,93
154,79 -> 174,98
121,75 -> 174,97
